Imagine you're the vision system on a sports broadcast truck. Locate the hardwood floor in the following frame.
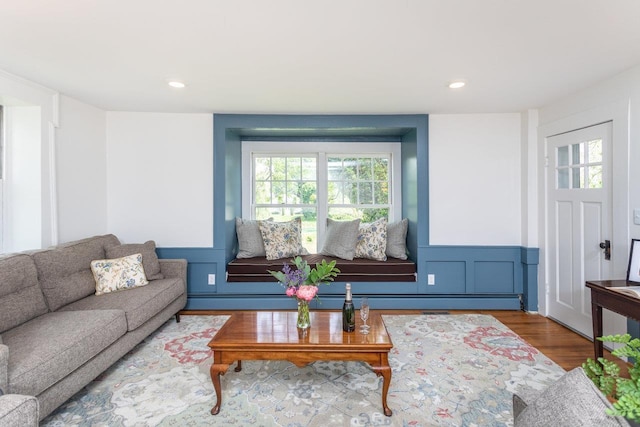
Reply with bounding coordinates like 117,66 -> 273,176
182,309 -> 609,372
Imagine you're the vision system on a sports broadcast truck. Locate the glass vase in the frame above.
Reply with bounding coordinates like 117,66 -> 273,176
297,299 -> 311,329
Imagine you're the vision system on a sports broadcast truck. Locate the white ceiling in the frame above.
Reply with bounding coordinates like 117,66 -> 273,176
1,0 -> 640,114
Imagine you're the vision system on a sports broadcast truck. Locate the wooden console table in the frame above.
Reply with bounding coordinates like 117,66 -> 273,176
585,280 -> 640,360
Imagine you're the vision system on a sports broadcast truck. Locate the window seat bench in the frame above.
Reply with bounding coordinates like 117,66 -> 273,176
227,254 -> 417,283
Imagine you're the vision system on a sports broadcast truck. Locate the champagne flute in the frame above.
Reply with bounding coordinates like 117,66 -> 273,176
360,297 -> 370,334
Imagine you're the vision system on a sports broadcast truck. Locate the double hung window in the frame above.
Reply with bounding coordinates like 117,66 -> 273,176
242,142 -> 401,253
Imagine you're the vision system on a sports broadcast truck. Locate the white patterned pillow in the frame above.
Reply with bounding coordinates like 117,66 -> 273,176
355,218 -> 388,261
259,218 -> 308,260
91,253 -> 149,295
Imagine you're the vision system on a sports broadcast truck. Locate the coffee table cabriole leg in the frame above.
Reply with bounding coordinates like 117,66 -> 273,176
209,362 -> 229,415
371,354 -> 393,417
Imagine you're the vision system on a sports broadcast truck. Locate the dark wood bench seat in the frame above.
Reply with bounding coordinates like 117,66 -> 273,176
227,254 -> 417,283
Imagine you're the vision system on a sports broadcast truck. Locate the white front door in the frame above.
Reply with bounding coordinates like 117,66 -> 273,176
546,122 -> 613,337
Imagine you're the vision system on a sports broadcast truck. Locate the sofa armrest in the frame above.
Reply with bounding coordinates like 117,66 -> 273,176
512,388 -> 542,419
0,394 -> 39,427
158,259 -> 187,291
0,344 -> 8,395
513,368 -> 629,427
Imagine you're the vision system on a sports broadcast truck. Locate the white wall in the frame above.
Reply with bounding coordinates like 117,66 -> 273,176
0,70 -> 58,250
56,95 -> 108,242
521,109 -> 539,248
106,112 -> 213,247
4,106 -> 41,251
429,113 -> 522,245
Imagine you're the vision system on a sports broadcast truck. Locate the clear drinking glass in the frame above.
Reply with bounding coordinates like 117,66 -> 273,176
360,297 -> 370,334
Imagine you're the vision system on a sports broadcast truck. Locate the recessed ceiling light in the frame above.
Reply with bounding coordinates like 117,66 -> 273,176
448,81 -> 466,89
167,80 -> 186,88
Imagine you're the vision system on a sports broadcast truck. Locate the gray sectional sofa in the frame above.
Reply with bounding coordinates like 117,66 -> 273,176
0,234 -> 187,425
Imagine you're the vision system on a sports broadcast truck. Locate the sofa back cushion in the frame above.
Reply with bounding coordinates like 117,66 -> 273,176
0,254 -> 49,333
32,234 -> 121,311
105,240 -> 164,280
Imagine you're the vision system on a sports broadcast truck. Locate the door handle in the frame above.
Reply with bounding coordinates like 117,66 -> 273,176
599,240 -> 611,260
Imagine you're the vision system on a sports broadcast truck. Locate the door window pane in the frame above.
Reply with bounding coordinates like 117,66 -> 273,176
571,143 -> 583,165
556,139 -> 603,190
587,165 -> 603,189
588,139 -> 602,163
557,146 -> 569,166
572,167 -> 583,189
558,169 -> 569,189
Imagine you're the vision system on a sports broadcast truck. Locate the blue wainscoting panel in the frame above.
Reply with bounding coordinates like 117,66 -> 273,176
424,261 -> 466,294
156,247 -> 225,296
474,261 -> 515,293
158,245 -> 538,311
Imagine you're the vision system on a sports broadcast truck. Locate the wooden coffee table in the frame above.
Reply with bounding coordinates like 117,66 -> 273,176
207,311 -> 394,416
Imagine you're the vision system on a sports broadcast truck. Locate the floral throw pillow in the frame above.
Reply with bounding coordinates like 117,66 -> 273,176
91,253 -> 149,296
355,217 -> 388,261
259,218 -> 308,260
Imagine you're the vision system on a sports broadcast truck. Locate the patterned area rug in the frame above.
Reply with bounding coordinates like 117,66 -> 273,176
41,314 -> 565,426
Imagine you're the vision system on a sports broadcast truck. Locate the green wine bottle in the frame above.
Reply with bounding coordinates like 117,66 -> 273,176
342,283 -> 355,332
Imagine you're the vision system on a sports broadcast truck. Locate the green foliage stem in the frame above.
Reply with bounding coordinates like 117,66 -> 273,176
582,333 -> 640,421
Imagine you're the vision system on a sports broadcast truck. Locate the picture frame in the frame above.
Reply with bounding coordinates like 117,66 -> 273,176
626,239 -> 640,282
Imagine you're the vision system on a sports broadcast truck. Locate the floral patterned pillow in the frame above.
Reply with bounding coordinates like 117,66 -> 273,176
91,253 -> 149,295
355,217 -> 388,261
259,218 -> 308,260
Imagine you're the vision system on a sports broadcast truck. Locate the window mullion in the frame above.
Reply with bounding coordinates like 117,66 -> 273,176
317,152 -> 328,248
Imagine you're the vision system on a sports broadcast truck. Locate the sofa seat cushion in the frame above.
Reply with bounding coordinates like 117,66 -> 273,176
3,310 -> 127,396
58,278 -> 184,331
227,254 -> 417,282
0,254 -> 49,334
513,367 -> 629,426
